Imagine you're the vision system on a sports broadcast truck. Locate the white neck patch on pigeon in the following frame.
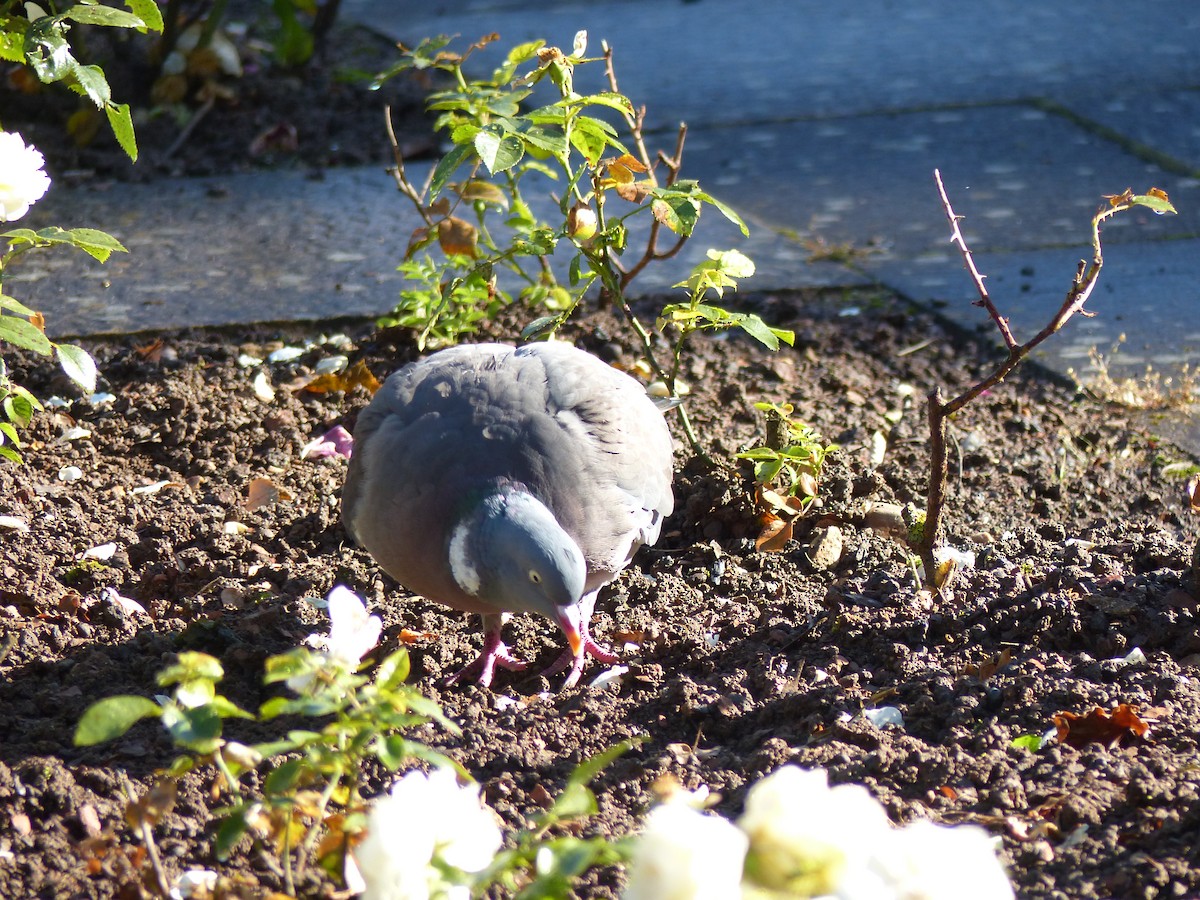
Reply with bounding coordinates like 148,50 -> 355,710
448,521 -> 481,596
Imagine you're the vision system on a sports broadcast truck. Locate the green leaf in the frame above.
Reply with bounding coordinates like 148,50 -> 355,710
429,142 -> 476,199
569,116 -> 620,165
547,781 -> 597,820
651,194 -> 700,237
74,695 -> 161,746
4,392 -> 34,427
0,444 -> 22,463
105,103 -> 138,162
263,757 -> 305,797
0,316 -> 53,355
65,4 -> 147,28
70,63 -> 111,107
520,315 -> 561,342
55,344 -> 97,393
1130,192 -> 1177,215
569,91 -> 635,117
506,39 -> 545,65
0,29 -> 25,63
695,190 -> 750,236
567,736 -> 644,790
1011,733 -> 1045,751
214,811 -> 249,861
0,422 -> 20,446
163,703 -> 223,752
0,293 -> 38,316
734,312 -> 784,350
24,18 -> 79,83
474,128 -> 524,173
374,648 -> 411,691
158,651 -> 225,686
66,227 -> 127,261
124,0 -> 164,32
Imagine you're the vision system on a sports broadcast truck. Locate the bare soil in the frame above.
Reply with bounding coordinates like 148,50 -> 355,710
4,8 -> 1200,900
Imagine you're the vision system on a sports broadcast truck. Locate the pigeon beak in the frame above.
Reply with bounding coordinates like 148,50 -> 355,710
554,605 -> 585,658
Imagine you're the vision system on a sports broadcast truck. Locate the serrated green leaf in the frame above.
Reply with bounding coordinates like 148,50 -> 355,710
105,103 -> 137,162
569,91 -> 635,117
1130,193 -> 1177,215
0,30 -> 24,63
55,343 -> 97,393
24,19 -> 79,84
124,0 -> 164,31
474,128 -> 524,173
4,392 -> 34,427
735,312 -> 783,350
71,63 -> 111,107
74,695 -> 161,746
0,316 -> 53,355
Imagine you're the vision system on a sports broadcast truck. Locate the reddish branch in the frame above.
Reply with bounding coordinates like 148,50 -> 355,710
917,170 -> 1154,587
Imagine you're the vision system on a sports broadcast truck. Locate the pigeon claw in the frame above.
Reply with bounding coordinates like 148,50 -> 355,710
445,630 -> 528,688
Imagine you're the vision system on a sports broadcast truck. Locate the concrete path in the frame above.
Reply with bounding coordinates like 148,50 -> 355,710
20,1 -> 1200,441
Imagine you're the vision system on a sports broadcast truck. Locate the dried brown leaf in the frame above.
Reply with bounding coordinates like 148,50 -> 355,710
437,216 -> 478,256
755,513 -> 793,552
1053,703 -> 1152,749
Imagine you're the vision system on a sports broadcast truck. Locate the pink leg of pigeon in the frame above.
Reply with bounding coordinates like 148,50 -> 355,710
445,614 -> 528,688
543,590 -> 620,689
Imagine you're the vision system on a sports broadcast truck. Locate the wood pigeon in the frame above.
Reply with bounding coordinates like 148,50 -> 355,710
342,342 -> 675,689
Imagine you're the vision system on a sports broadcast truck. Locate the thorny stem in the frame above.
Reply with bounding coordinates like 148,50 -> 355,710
920,170 -> 1139,587
385,107 -> 437,227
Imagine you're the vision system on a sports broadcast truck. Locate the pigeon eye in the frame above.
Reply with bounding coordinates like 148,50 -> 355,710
528,570 -> 542,584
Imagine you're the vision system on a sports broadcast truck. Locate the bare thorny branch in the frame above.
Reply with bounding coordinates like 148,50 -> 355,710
916,169 -> 1169,588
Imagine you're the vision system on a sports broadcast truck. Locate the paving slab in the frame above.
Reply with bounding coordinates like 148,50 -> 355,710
15,0 -> 1200,452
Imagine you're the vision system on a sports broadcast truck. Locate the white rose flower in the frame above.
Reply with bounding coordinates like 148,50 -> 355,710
0,131 -> 51,222
622,799 -> 748,900
857,819 -> 1013,900
356,768 -> 502,900
738,765 -> 890,896
287,585 -> 382,692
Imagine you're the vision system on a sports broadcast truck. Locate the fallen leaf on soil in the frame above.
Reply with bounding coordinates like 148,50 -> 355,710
398,628 -> 437,644
133,338 -> 165,361
245,478 -> 293,511
301,359 -> 381,396
0,515 -> 29,532
957,648 -> 1014,681
252,369 -> 275,403
755,512 -> 793,552
1053,703 -> 1154,749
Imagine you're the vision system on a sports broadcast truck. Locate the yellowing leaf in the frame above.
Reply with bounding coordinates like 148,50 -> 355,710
605,153 -> 648,185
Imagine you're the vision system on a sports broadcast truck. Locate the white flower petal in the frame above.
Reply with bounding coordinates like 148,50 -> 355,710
623,800 -> 748,900
0,131 -> 50,222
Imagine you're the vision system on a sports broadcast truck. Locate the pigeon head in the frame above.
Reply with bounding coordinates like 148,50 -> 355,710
449,488 -> 586,656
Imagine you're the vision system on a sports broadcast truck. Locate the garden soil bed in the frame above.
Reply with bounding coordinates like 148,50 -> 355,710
3,294 -> 1200,899
5,7 -> 1200,900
